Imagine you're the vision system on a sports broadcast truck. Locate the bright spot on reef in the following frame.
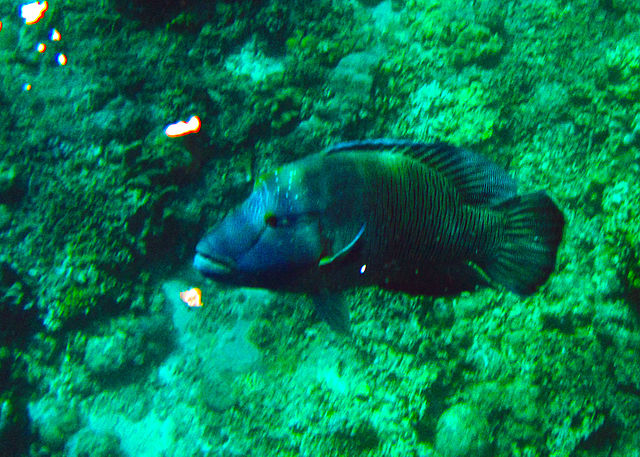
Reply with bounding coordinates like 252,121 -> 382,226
180,288 -> 203,307
50,28 -> 61,41
57,53 -> 67,65
21,1 -> 48,25
360,264 -> 367,274
37,42 -> 46,53
165,115 -> 201,137
23,83 -> 32,91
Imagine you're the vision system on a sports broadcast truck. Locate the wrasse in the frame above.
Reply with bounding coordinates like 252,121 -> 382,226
194,140 -> 564,326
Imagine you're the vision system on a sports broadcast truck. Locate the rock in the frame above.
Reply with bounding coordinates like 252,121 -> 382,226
84,315 -> 171,378
65,427 -> 123,457
28,397 -> 80,451
435,403 -> 491,457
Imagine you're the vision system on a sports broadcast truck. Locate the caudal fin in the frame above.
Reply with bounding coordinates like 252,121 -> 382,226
481,192 -> 565,295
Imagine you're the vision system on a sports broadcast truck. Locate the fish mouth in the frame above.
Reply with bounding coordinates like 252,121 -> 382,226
193,252 -> 236,276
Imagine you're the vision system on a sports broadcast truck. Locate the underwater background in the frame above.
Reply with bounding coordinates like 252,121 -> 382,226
1,0 -> 639,456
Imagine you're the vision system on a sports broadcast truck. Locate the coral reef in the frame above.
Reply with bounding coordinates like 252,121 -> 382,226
0,0 -> 639,456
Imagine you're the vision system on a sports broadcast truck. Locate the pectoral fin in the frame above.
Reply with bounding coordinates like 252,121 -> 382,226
312,291 -> 350,334
318,223 -> 366,267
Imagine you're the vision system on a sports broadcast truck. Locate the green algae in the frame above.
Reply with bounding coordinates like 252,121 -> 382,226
284,3 -> 360,69
605,32 -> 640,101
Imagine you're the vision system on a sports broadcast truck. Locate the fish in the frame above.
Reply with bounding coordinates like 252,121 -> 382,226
180,287 -> 203,308
193,139 -> 564,324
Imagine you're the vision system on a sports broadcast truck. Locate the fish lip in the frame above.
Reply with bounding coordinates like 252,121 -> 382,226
193,252 -> 236,276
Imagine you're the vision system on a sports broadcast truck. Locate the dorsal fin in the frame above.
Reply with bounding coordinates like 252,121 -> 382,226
326,139 -> 517,206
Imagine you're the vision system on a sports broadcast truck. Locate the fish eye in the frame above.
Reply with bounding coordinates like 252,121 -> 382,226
265,213 -> 278,228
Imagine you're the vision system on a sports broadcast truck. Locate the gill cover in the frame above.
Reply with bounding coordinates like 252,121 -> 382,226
318,223 -> 366,267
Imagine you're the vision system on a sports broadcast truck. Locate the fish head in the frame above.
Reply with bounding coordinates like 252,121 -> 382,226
193,161 -> 327,284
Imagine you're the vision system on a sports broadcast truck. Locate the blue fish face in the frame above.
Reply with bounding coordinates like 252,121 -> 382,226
193,167 -> 326,284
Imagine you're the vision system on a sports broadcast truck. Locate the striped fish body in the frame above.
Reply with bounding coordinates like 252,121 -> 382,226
194,140 -> 564,297
321,151 -> 505,295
